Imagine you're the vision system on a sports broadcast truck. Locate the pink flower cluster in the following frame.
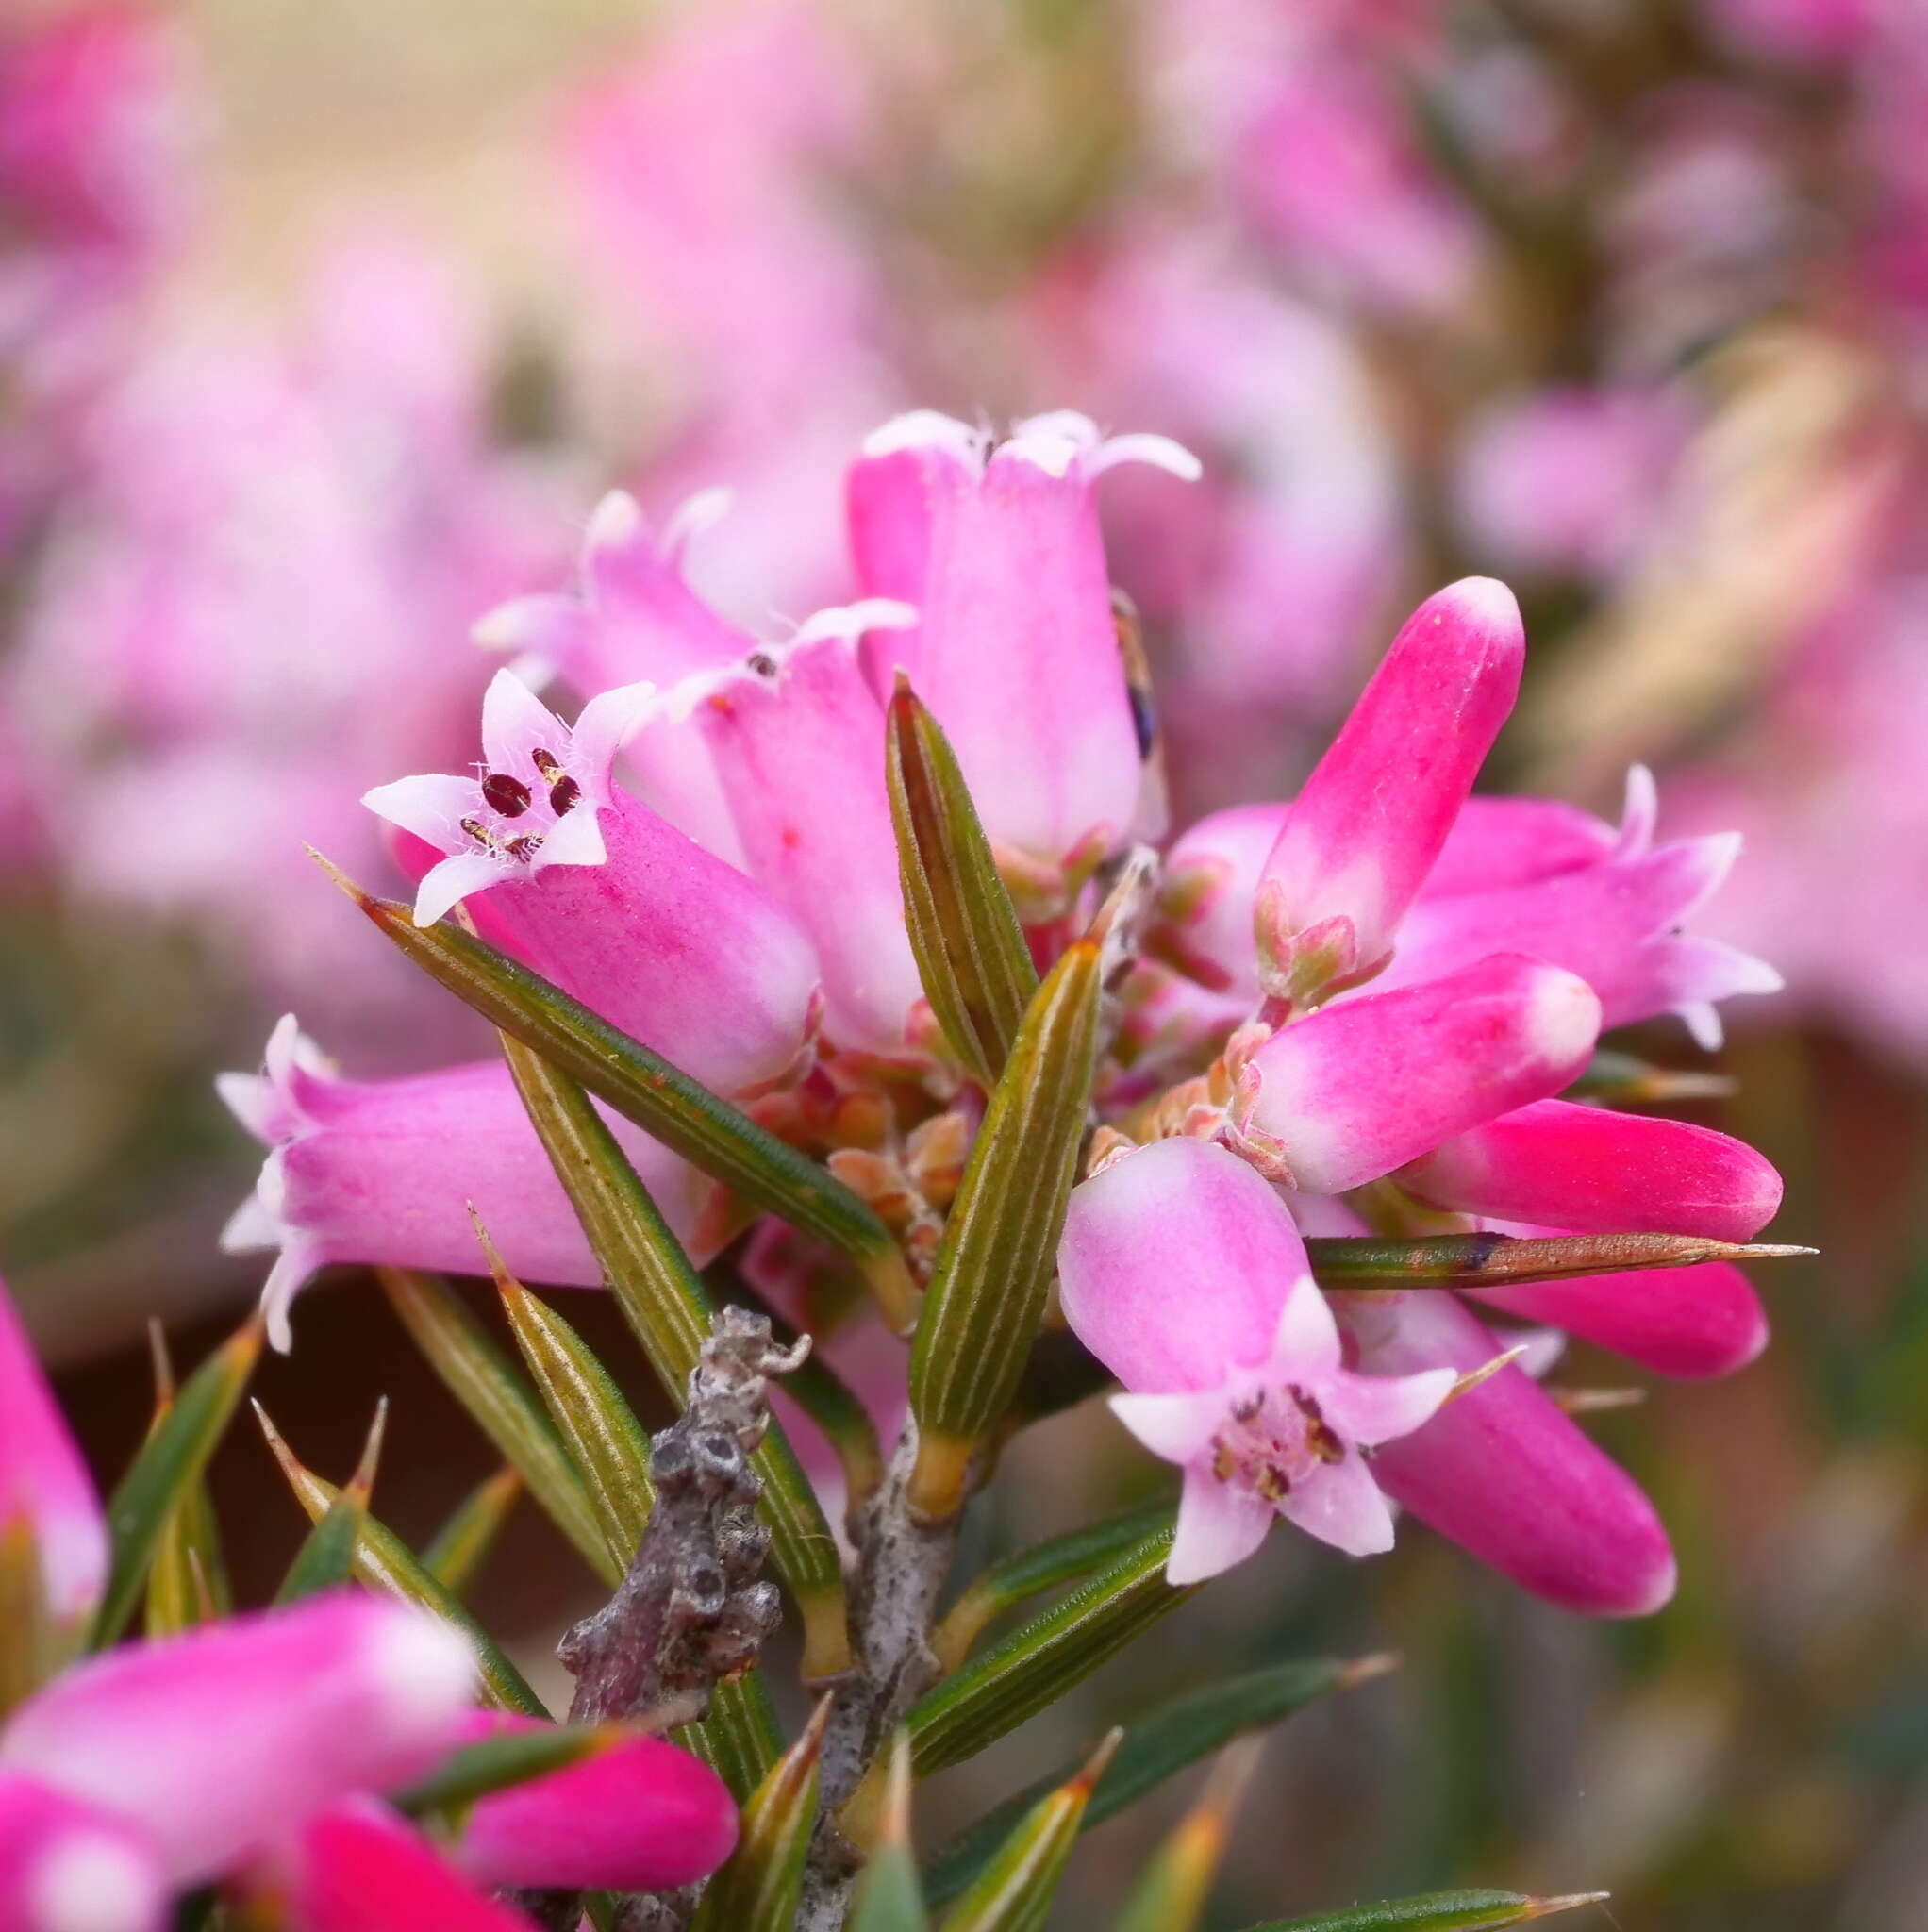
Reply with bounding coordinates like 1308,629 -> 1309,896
221,407 -> 1784,1621
0,1274 -> 738,1929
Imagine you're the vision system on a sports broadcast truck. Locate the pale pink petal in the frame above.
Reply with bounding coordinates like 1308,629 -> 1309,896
1318,1366 -> 1456,1446
411,852 -> 507,929
526,803 -> 607,872
1261,1271 -> 1342,1381
1108,1390 -> 1225,1466
358,774 -> 480,854
1059,1139 -> 1316,1392
478,666 -> 564,774
569,679 -> 658,791
471,592 -> 590,664
1281,1453 -> 1397,1557
1168,1467 -> 1274,1585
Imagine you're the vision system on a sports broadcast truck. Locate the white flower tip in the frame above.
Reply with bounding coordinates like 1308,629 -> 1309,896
368,1605 -> 478,1734
585,488 -> 644,556
1089,430 -> 1205,483
792,598 -> 918,647
663,484 -> 734,554
30,1832 -> 158,1932
213,1072 -> 272,1141
1434,574 -> 1523,641
1524,963 -> 1603,1069
470,595 -> 551,654
860,408 -> 984,464
1618,763 -> 1660,854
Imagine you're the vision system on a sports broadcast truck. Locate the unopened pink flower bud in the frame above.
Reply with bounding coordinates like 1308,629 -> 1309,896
1230,955 -> 1600,1194
0,1277 -> 107,1632
282,1800 -> 529,1932
0,1596 -> 476,1886
454,1714 -> 737,1892
1345,1291 -> 1678,1617
0,1774 -> 163,1932
1255,578 -> 1523,1005
219,1018 -> 717,1350
682,622 -> 923,1058
849,410 -> 1198,868
365,668 -> 822,1095
1059,1140 -> 1454,1582
1397,1099 -> 1785,1242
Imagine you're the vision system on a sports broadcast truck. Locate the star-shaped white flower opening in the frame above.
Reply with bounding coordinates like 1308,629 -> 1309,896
362,669 -> 656,926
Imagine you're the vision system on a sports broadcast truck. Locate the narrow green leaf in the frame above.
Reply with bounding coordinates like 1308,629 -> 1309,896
484,1230 -> 655,1569
679,1672 -> 786,1805
0,1521 -> 58,1719
926,1655 -> 1375,1907
908,942 -> 1103,1519
886,678 -> 1039,1087
931,1503 -> 1178,1674
255,1404 -> 546,1717
938,1731 -> 1119,1932
1236,1891 -> 1609,1932
1305,1231 -> 1813,1289
380,1267 -> 614,1583
142,1328 -> 230,1639
91,1316 -> 262,1648
274,1400 -> 386,1605
850,1733 -> 928,1932
392,1723 -> 624,1816
1111,1739 -> 1265,1932
503,1033 -> 852,1681
907,1526 -> 1186,1778
1565,1048 -> 1733,1105
422,1467 -> 522,1595
690,1697 -> 833,1932
313,852 -> 917,1326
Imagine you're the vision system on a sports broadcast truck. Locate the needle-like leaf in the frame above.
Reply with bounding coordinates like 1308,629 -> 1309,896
1305,1230 -> 1814,1289
421,1467 -> 522,1595
689,1697 -> 835,1932
1234,1891 -> 1609,1931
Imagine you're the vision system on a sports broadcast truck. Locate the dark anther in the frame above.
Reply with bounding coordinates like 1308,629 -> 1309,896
481,771 -> 533,817
504,834 -> 544,861
459,816 -> 495,848
746,651 -> 778,677
530,747 -> 561,776
546,774 -> 582,816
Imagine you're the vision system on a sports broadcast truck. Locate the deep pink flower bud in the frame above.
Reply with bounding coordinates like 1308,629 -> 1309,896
219,1017 -> 716,1350
1464,1231 -> 1769,1380
1397,1099 -> 1785,1242
849,410 -> 1199,868
681,623 -> 923,1058
1254,578 -> 1523,1004
1059,1140 -> 1454,1582
1345,1291 -> 1678,1617
0,1596 -> 475,1885
454,1714 -> 737,1892
283,1800 -> 528,1932
365,668 -> 822,1095
1379,820 -> 1783,1046
1229,955 -> 1601,1194
0,1774 -> 163,1932
0,1277 -> 108,1630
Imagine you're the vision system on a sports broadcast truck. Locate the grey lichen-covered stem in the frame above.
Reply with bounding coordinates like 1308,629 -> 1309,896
527,1307 -> 806,1932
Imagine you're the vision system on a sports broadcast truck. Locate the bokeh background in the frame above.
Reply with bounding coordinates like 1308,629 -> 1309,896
4,1 -> 1927,1925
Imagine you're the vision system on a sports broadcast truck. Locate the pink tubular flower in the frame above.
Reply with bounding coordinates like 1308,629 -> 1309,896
1377,783 -> 1783,1045
0,1277 -> 108,1633
219,1017 -> 717,1350
1059,1140 -> 1455,1583
1396,1098 -> 1785,1242
677,621 -> 924,1058
365,668 -> 822,1095
453,1713 -> 738,1892
848,410 -> 1200,869
280,1800 -> 529,1932
1344,1291 -> 1678,1617
0,1596 -> 475,1887
0,1774 -> 164,1932
1460,1227 -> 1769,1380
1254,578 -> 1525,1005
1228,955 -> 1602,1194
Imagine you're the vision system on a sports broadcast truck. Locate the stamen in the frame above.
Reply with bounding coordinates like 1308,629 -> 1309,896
459,816 -> 497,850
504,833 -> 545,862
481,772 -> 532,817
547,774 -> 581,815
529,748 -> 561,777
